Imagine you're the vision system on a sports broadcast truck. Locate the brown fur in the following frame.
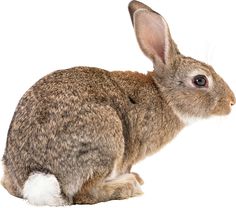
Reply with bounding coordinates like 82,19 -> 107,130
2,0 -> 235,205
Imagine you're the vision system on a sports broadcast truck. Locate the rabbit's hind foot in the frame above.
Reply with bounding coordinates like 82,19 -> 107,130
74,173 -> 143,204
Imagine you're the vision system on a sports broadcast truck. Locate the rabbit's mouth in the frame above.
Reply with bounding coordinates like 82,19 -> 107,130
211,101 -> 233,116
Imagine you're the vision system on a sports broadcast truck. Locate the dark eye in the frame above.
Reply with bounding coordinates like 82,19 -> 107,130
193,75 -> 208,88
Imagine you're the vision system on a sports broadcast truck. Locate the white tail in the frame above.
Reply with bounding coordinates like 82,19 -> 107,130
23,172 -> 66,206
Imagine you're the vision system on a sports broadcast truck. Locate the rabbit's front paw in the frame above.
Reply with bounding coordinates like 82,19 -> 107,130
107,173 -> 143,199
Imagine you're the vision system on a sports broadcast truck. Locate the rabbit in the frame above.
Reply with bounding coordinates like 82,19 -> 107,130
1,0 -> 235,206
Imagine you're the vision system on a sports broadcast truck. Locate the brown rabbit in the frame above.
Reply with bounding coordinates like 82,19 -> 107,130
1,0 -> 235,206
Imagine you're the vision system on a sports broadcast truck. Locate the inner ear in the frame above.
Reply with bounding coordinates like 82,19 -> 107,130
134,10 -> 170,65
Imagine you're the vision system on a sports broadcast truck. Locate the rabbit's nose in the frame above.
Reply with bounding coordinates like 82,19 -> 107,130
230,100 -> 235,106
230,97 -> 236,106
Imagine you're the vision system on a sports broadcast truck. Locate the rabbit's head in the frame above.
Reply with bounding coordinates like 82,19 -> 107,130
129,0 -> 235,122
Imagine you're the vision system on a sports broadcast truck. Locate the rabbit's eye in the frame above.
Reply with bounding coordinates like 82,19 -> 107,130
193,75 -> 208,88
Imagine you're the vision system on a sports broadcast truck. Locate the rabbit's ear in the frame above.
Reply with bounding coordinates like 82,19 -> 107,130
129,1 -> 179,72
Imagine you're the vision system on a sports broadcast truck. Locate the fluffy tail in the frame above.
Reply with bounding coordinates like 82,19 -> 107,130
22,172 -> 67,206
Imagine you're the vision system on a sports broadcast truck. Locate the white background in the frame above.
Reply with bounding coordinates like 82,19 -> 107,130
0,0 -> 236,207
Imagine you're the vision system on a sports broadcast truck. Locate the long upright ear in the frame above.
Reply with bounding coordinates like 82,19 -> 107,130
128,0 -> 179,72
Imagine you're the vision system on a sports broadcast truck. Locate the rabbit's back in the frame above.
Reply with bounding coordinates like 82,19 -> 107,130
15,66 -> 129,125
32,67 -> 125,104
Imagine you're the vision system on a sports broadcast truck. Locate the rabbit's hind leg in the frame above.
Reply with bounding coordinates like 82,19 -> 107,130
54,104 -> 127,204
74,173 -> 143,204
